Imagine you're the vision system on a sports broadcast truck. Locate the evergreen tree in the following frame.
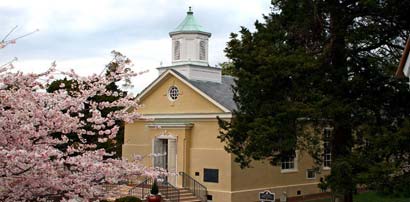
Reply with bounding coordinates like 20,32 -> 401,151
218,1 -> 410,201
220,61 -> 236,76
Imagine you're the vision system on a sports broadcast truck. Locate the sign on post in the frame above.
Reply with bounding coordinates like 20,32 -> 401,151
259,190 -> 275,202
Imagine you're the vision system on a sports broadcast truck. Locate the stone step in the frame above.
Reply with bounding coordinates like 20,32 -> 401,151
112,186 -> 204,202
179,199 -> 201,202
178,197 -> 202,202
164,188 -> 203,202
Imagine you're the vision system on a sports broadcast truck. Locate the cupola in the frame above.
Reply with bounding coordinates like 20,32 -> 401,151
158,7 -> 221,83
169,7 -> 211,66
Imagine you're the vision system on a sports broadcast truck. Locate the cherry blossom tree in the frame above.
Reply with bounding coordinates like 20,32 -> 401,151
0,55 -> 156,201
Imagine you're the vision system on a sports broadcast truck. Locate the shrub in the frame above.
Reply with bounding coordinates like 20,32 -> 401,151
150,179 -> 159,195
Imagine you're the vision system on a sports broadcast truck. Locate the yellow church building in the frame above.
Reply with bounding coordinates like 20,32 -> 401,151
123,7 -> 330,202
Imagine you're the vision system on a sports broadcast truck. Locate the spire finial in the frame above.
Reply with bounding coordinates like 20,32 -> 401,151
187,6 -> 193,14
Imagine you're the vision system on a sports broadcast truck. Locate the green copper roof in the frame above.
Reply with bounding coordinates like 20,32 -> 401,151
172,7 -> 209,33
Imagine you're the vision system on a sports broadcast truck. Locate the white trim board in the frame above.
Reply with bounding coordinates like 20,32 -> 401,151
146,122 -> 194,129
141,113 -> 233,119
205,182 -> 320,194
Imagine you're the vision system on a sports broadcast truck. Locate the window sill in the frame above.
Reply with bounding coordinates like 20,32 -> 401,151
323,167 -> 331,171
281,169 -> 298,174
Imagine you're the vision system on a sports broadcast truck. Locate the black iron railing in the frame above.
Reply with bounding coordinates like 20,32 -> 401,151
160,181 -> 180,202
128,178 -> 180,202
179,172 -> 207,202
128,178 -> 149,199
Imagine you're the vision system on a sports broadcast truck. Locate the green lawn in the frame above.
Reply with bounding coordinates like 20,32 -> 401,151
307,192 -> 410,202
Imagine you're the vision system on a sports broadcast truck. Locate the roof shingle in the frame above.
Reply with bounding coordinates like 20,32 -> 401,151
170,69 -> 237,111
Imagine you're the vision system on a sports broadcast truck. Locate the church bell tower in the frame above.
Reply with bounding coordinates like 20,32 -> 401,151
158,7 -> 221,83
169,7 -> 211,66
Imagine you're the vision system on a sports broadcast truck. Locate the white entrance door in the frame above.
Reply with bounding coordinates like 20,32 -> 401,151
167,139 -> 177,185
153,139 -> 167,169
153,138 -> 177,186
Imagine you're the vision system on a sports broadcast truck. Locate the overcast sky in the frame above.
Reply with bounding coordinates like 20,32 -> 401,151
0,0 -> 271,93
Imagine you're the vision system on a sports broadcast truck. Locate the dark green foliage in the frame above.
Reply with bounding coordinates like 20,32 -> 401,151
219,0 -> 410,201
114,196 -> 142,202
220,62 -> 236,76
318,177 -> 329,192
150,179 -> 159,195
47,51 -> 130,158
308,192 -> 410,202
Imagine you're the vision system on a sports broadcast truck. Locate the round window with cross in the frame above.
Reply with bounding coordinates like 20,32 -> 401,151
168,86 -> 179,101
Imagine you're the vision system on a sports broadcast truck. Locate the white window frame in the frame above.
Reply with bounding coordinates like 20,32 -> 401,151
306,169 -> 316,179
174,41 -> 181,60
280,153 -> 298,173
199,40 -> 206,60
323,127 -> 332,170
167,85 -> 180,101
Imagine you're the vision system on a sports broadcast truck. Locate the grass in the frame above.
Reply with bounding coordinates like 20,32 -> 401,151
306,192 -> 410,202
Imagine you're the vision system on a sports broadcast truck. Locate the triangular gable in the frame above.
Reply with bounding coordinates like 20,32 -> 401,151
137,69 -> 231,113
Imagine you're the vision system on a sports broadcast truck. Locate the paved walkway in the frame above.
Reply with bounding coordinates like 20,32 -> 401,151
104,185 -> 144,201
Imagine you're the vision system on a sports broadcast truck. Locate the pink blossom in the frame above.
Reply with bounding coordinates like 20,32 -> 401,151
0,60 -> 154,202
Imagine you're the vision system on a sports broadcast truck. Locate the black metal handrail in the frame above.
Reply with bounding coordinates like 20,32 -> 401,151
128,178 -> 180,202
179,172 -> 207,202
160,180 -> 180,202
128,178 -> 149,199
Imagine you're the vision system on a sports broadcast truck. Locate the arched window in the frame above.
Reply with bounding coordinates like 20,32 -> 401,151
199,40 -> 206,60
174,41 -> 180,60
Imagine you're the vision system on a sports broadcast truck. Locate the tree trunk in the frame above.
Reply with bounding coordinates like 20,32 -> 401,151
344,191 -> 353,202
328,3 -> 354,202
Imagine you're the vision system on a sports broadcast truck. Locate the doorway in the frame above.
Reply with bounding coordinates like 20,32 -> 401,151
153,138 -> 177,186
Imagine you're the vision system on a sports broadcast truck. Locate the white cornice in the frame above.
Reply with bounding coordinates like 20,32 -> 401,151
146,122 -> 194,129
141,113 -> 232,119
136,70 -> 171,101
